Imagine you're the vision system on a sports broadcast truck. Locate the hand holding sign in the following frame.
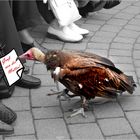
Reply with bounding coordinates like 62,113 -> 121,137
0,49 -> 24,86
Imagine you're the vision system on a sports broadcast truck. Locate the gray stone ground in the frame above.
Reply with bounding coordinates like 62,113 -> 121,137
1,0 -> 140,139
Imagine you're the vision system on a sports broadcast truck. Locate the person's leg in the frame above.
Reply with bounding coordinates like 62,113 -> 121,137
36,1 -> 88,42
12,1 -> 42,51
0,1 -> 41,89
0,1 -> 23,56
36,0 -> 55,24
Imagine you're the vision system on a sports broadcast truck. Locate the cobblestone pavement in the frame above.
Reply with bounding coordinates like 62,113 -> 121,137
1,0 -> 140,139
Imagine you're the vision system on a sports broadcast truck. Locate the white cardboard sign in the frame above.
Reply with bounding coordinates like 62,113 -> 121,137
0,49 -> 24,86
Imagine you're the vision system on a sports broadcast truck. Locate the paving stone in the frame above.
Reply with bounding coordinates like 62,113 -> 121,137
14,111 -> 35,135
95,31 -> 117,38
114,12 -> 134,20
69,123 -> 104,140
134,44 -> 140,50
35,38 -> 44,44
133,1 -> 140,6
135,14 -> 140,19
60,98 -> 81,112
118,29 -> 140,38
101,25 -> 122,33
33,64 -> 48,75
5,135 -> 36,140
94,101 -> 124,119
118,96 -> 140,111
106,134 -> 138,140
110,43 -> 133,50
113,37 -> 135,44
136,68 -> 140,78
80,24 -> 101,32
87,43 -> 109,50
35,119 -> 70,139
64,111 -> 95,124
63,42 -> 87,51
85,19 -> 105,25
3,97 -> 30,111
44,37 -> 64,44
31,87 -> 59,107
91,36 -> 113,43
122,6 -> 140,14
134,60 -> 140,67
113,2 -> 131,10
98,118 -> 133,136
109,56 -> 132,64
109,49 -> 131,57
25,60 -> 34,67
82,32 -> 95,42
137,37 -> 140,43
33,106 -> 63,119
129,19 -> 140,26
12,86 -> 29,97
89,13 -> 112,21
114,63 -> 135,72
126,111 -> 140,135
86,49 -> 108,57
34,74 -> 55,86
42,42 -> 63,50
99,8 -> 119,15
107,18 -> 128,26
125,24 -> 140,32
133,50 -> 140,59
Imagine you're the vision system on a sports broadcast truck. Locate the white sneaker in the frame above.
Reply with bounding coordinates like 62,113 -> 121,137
68,23 -> 89,35
47,25 -> 83,43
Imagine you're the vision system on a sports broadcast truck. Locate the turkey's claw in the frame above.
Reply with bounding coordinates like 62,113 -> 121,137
68,108 -> 87,118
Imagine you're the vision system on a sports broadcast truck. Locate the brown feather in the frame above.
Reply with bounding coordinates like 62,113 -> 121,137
43,50 -> 136,99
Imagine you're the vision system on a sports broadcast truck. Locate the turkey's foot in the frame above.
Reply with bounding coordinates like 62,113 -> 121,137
68,107 -> 87,118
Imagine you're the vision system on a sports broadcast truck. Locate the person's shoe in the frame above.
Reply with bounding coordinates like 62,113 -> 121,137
0,78 -> 15,99
0,121 -> 14,135
0,85 -> 15,99
15,73 -> 41,88
0,103 -> 17,124
68,23 -> 89,35
47,25 -> 83,43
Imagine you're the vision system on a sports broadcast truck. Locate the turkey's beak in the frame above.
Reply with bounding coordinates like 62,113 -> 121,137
19,49 -> 36,61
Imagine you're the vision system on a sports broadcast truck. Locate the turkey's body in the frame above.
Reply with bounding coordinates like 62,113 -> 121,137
20,48 -> 136,117
45,50 -> 136,100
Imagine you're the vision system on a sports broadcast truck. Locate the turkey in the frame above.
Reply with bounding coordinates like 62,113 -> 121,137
20,48 -> 136,117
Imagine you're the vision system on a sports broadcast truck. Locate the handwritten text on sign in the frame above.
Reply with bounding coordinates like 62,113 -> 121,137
0,49 -> 24,86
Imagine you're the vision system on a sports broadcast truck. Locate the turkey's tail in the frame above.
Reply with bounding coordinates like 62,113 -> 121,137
119,74 -> 136,94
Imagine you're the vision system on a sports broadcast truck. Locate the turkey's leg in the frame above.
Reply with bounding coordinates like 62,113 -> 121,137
68,96 -> 88,118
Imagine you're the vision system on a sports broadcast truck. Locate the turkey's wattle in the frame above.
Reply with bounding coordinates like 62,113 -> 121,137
20,48 -> 136,117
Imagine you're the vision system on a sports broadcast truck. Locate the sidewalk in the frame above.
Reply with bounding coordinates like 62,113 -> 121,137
2,0 -> 140,139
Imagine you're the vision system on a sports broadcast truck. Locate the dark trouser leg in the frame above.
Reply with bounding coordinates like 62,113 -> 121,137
36,0 -> 55,24
12,0 -> 42,31
0,1 -> 23,56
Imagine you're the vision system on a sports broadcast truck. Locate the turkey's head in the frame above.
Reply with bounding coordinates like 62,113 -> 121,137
20,47 -> 45,63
